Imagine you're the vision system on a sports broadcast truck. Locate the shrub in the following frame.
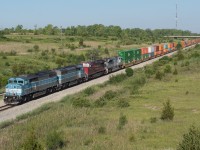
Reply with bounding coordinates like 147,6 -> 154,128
46,130 -> 64,150
173,68 -> 178,75
98,126 -> 106,134
164,65 -> 172,73
27,49 -> 33,52
104,48 -> 109,55
109,73 -> 127,84
129,134 -> 136,142
5,62 -> 10,66
84,139 -> 93,146
72,98 -> 91,108
150,117 -> 157,123
94,97 -> 106,107
33,45 -> 39,51
174,61 -> 178,66
117,114 -> 128,130
160,100 -> 174,121
103,90 -> 117,100
155,70 -> 164,80
20,127 -> 43,150
185,61 -> 190,66
125,68 -> 134,77
178,125 -> 200,150
118,100 -> 130,108
2,55 -> 7,59
177,50 -> 185,60
83,87 -> 95,96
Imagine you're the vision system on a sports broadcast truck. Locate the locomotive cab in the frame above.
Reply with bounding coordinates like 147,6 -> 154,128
4,77 -> 28,104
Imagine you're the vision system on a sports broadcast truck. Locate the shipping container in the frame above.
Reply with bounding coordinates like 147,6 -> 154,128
142,54 -> 149,60
149,52 -> 154,58
118,50 -> 134,64
141,47 -> 148,54
148,46 -> 154,53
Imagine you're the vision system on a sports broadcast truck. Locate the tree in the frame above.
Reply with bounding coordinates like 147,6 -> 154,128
178,125 -> 200,150
15,25 -> 23,33
160,100 -> 174,121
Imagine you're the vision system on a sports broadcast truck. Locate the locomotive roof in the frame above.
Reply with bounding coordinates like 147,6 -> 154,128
18,70 -> 56,80
55,64 -> 82,71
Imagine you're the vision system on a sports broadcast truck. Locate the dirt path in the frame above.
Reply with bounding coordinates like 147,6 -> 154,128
0,48 -> 191,123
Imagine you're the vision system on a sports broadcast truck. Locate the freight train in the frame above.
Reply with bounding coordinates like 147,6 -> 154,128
4,39 -> 200,104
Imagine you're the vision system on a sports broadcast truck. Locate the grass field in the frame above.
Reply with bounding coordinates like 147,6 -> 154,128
0,46 -> 200,149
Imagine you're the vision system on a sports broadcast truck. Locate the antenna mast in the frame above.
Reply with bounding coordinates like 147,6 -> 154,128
176,3 -> 178,29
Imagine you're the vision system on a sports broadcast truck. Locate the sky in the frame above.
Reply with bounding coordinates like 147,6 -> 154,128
0,0 -> 200,33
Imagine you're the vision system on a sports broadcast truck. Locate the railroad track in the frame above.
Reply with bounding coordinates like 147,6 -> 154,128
0,104 -> 14,112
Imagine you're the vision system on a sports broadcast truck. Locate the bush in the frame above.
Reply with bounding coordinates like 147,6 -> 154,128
109,73 -> 127,84
160,100 -> 174,121
125,68 -> 134,77
20,127 -> 43,150
178,125 -> 200,150
2,55 -> 7,59
46,130 -> 64,150
185,60 -> 190,66
72,98 -> 91,108
173,68 -> 178,75
117,114 -> 128,130
117,100 -> 130,108
103,90 -> 117,100
33,45 -> 39,51
98,126 -> 106,134
164,65 -> 172,73
94,97 -> 106,107
155,70 -> 164,80
27,49 -> 33,52
150,117 -> 157,123
177,50 -> 185,60
5,62 -> 10,66
83,87 -> 95,96
174,61 -> 178,66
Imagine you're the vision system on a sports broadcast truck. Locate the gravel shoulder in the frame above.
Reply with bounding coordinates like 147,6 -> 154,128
0,50 -> 188,123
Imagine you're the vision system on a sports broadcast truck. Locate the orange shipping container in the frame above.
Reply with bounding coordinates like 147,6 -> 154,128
141,47 -> 148,55
159,44 -> 164,51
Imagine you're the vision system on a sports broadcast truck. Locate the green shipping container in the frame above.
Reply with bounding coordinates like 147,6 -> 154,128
132,49 -> 142,61
134,55 -> 142,61
142,54 -> 149,60
118,50 -> 134,64
118,49 -> 142,64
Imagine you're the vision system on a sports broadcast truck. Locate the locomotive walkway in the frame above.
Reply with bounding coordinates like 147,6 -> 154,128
0,45 -> 196,123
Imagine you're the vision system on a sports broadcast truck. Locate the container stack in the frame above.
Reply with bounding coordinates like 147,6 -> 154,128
141,47 -> 149,60
133,49 -> 142,61
148,46 -> 154,58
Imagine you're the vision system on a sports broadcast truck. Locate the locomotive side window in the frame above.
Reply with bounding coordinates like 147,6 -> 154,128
18,81 -> 24,85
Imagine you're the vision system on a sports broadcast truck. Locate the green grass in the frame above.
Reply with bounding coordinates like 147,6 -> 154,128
0,46 -> 200,149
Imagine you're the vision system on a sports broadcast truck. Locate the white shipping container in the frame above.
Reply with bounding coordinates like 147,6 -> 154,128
148,46 -> 155,53
148,47 -> 151,53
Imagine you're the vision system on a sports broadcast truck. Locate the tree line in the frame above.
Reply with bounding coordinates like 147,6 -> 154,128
1,24 -> 199,43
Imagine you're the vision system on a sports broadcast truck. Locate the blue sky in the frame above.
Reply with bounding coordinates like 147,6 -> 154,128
0,0 -> 200,33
